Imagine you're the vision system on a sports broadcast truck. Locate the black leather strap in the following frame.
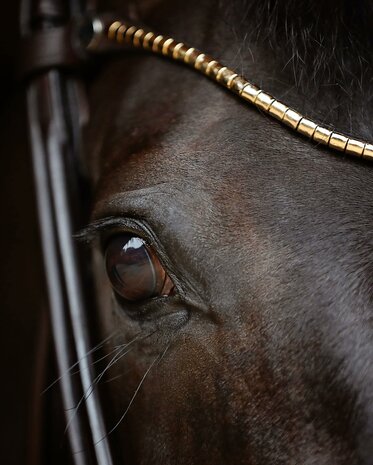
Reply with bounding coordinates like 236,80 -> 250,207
19,22 -> 87,80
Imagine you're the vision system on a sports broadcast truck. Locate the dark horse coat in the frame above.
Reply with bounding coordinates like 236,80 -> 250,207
2,0 -> 373,464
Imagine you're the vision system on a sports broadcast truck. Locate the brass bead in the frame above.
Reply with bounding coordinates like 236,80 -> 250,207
282,109 -> 302,129
206,61 -> 223,78
345,139 -> 365,157
313,126 -> 332,145
328,132 -> 348,152
226,73 -> 239,89
268,100 -> 288,121
194,54 -> 206,70
216,68 -> 238,88
184,47 -> 200,66
255,91 -> 275,112
297,118 -> 317,138
229,76 -> 247,95
142,31 -> 155,49
162,38 -> 176,56
362,143 -> 373,161
172,43 -> 188,60
108,21 -> 122,41
240,83 -> 260,104
215,66 -> 227,81
133,28 -> 145,47
195,55 -> 214,73
205,60 -> 217,74
152,35 -> 165,53
124,25 -> 138,43
116,24 -> 128,43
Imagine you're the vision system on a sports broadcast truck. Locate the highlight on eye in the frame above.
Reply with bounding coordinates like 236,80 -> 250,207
105,233 -> 174,302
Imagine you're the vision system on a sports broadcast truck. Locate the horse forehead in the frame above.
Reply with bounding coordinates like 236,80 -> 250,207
91,57 -> 373,258
91,54 -> 304,194
88,42 -> 373,300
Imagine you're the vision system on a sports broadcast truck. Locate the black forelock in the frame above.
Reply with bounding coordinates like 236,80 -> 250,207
224,0 -> 373,92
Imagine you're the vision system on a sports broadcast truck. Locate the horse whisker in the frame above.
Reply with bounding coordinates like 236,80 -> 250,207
42,330 -> 119,394
102,340 -> 172,440
68,341 -> 140,378
64,330 -> 156,434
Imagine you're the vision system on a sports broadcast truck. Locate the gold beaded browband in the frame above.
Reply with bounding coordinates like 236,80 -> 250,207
90,18 -> 373,162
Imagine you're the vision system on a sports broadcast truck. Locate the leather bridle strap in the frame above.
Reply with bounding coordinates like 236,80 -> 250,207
86,16 -> 373,163
19,25 -> 82,78
21,2 -> 114,465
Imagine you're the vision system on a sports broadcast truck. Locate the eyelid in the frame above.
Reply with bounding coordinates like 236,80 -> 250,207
100,225 -> 151,251
76,216 -> 154,249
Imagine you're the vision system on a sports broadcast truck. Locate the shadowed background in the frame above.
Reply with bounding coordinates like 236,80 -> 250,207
0,2 -> 44,464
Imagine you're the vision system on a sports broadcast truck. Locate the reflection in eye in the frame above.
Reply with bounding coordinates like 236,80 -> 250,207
105,233 -> 174,302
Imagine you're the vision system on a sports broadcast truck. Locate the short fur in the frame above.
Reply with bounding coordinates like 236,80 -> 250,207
87,1 -> 373,464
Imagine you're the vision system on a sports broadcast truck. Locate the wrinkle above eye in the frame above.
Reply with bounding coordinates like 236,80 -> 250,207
91,184 -> 182,223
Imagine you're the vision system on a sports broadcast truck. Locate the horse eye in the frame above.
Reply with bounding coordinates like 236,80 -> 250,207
105,233 -> 174,302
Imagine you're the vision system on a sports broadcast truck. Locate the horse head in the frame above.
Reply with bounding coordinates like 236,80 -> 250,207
81,0 -> 373,463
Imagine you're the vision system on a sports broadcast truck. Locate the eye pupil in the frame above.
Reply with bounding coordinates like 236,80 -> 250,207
105,233 -> 173,302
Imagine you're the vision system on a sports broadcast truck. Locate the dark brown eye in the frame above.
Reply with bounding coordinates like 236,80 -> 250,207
105,233 -> 174,302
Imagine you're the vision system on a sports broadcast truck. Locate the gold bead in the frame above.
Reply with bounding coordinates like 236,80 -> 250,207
133,28 -> 145,47
226,73 -> 239,89
116,24 -> 128,43
162,38 -> 175,56
313,126 -> 332,145
328,132 -> 348,152
142,31 -> 155,49
268,100 -> 288,121
215,66 -> 227,81
297,118 -> 317,138
152,35 -> 165,53
172,43 -> 188,60
216,68 -> 238,88
345,139 -> 365,157
229,76 -> 247,94
195,55 -> 214,73
125,25 -> 138,43
362,143 -> 373,161
206,61 -> 223,78
282,109 -> 302,129
184,47 -> 199,66
255,91 -> 275,112
240,83 -> 260,104
108,21 -> 122,41
194,54 -> 206,70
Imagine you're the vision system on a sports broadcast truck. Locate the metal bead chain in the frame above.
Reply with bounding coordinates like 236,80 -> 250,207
106,20 -> 373,162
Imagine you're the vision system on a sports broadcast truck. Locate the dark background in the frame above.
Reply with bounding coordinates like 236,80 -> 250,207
0,2 -> 44,464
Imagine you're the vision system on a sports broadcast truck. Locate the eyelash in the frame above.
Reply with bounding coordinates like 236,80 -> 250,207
76,216 -> 153,247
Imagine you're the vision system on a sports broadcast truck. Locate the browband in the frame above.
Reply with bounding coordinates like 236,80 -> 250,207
86,16 -> 373,163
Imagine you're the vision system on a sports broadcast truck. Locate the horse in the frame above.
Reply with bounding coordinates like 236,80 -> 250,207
7,0 -> 372,463
71,0 -> 373,463
79,0 -> 373,463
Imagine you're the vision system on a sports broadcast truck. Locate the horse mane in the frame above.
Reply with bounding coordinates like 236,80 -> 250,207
228,0 -> 373,92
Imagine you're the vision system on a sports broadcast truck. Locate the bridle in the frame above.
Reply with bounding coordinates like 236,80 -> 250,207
90,16 -> 373,161
21,2 -> 372,465
21,2 -> 113,465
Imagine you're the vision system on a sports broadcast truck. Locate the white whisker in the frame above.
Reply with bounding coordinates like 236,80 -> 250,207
104,341 -> 172,438
42,331 -> 119,394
